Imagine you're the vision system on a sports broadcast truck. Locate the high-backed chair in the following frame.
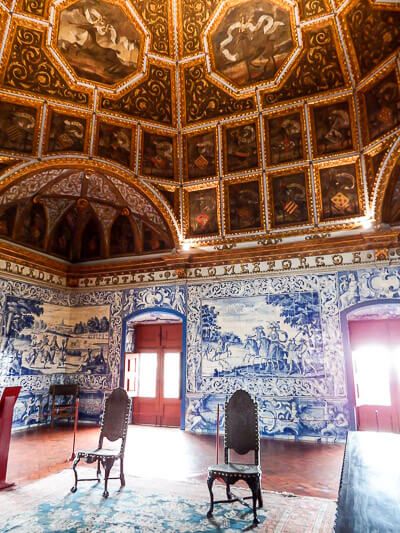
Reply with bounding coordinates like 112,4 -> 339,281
49,384 -> 79,427
71,387 -> 131,498
206,389 -> 263,526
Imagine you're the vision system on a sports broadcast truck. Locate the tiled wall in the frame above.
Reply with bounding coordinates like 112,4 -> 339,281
2,265 -> 400,440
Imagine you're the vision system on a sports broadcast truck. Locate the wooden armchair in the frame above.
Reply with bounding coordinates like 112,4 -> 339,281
49,384 -> 79,427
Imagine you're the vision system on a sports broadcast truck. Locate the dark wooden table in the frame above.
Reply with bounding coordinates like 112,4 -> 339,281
335,431 -> 400,532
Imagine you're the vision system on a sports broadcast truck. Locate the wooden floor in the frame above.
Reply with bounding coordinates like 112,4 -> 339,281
7,424 -> 344,499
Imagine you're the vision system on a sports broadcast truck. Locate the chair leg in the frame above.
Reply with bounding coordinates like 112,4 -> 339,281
258,486 -> 263,508
103,458 -> 115,498
206,475 -> 215,518
96,459 -> 101,482
247,478 -> 260,526
120,457 -> 125,487
70,456 -> 81,493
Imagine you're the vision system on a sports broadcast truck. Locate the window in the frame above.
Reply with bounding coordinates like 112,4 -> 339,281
138,352 -> 157,398
163,352 -> 180,399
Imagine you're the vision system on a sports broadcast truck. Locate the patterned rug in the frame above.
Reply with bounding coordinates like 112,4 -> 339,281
0,469 -> 336,532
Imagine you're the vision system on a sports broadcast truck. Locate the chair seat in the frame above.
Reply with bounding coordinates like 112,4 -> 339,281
77,448 -> 121,461
208,463 -> 261,478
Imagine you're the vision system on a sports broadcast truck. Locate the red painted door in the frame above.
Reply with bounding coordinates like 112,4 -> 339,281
349,319 -> 400,432
132,324 -> 182,427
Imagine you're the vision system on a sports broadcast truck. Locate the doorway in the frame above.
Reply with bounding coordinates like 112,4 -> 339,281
125,323 -> 182,427
348,317 -> 400,432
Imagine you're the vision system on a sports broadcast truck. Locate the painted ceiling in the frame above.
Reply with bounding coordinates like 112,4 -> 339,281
0,0 -> 399,263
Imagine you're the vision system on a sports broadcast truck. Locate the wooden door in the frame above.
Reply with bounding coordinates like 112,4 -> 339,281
349,319 -> 400,432
132,323 -> 182,427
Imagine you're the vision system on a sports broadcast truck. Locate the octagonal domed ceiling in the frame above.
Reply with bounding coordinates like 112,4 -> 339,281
0,0 -> 399,263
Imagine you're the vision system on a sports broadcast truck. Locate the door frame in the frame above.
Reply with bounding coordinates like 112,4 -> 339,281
340,298 -> 400,432
120,307 -> 187,430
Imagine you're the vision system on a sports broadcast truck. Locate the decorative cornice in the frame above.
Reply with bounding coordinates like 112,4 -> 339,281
0,228 -> 399,288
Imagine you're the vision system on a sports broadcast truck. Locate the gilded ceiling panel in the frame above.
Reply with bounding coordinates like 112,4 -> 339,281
268,167 -> 312,228
45,108 -> 90,155
183,63 -> 255,124
342,0 -> 400,79
95,119 -> 136,168
0,99 -> 41,155
223,174 -> 265,234
264,108 -> 306,165
2,24 -> 89,105
140,128 -> 177,180
358,68 -> 400,145
180,0 -> 220,56
136,0 -> 172,56
263,24 -> 347,105
18,0 -> 47,17
315,158 -> 364,223
100,64 -> 174,125
298,0 -> 329,19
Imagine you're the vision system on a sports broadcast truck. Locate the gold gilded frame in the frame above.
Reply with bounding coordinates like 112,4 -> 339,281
0,94 -> 42,157
43,105 -> 91,156
183,126 -> 219,182
94,116 -> 136,170
183,182 -> 221,239
264,106 -> 307,166
223,174 -> 265,235
222,118 -> 262,176
267,165 -> 313,229
139,126 -> 178,181
309,95 -> 359,160
314,156 -> 365,224
50,0 -> 147,91
204,0 -> 300,94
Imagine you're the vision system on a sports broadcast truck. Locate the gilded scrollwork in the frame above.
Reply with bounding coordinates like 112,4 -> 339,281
3,26 -> 88,105
344,0 -> 400,78
101,64 -> 173,125
183,63 -> 255,124
298,0 -> 329,19
136,0 -> 171,56
180,0 -> 219,56
263,25 -> 346,105
20,0 -> 46,17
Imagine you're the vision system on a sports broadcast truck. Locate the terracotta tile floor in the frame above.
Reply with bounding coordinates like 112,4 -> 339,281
7,424 -> 344,499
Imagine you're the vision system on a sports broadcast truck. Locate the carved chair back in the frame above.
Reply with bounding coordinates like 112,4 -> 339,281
99,387 -> 131,454
224,389 -> 260,465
